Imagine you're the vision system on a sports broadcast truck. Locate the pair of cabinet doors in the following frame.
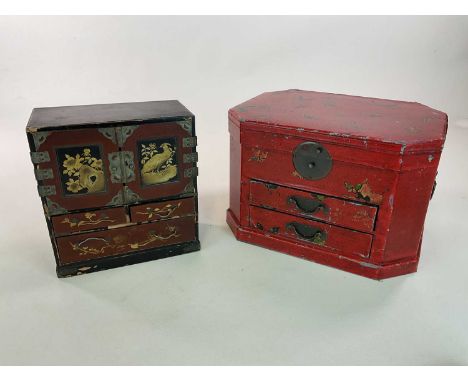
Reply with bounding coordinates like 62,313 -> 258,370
33,120 -> 197,215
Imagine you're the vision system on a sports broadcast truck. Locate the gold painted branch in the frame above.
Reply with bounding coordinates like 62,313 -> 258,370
61,212 -> 116,228
70,227 -> 180,256
136,202 -> 182,220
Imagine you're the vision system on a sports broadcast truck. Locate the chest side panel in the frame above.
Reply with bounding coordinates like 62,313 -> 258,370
228,118 -> 242,221
383,160 -> 439,262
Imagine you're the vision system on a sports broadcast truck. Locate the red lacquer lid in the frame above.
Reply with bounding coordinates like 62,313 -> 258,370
230,89 -> 448,154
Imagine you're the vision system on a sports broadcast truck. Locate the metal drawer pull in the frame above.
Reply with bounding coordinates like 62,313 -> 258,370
287,195 -> 327,215
286,222 -> 326,245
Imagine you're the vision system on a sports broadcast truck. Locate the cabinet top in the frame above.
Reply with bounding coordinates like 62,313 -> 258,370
27,100 -> 193,131
230,90 -> 448,153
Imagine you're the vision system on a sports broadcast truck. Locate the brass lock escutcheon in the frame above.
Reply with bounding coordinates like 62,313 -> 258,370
292,141 -> 332,180
108,151 -> 136,184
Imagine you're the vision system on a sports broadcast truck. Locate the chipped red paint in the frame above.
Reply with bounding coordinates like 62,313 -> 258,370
250,206 -> 373,260
249,180 -> 377,232
227,90 -> 448,279
344,179 -> 383,204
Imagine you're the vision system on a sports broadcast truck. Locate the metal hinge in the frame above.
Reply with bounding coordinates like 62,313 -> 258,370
107,190 -> 124,206
98,127 -> 117,144
108,151 -> 135,183
176,118 -> 193,135
34,168 -> 54,181
183,152 -> 198,164
98,126 -> 139,146
106,187 -> 141,206
45,197 -> 67,216
30,151 -> 50,164
184,167 -> 198,178
121,151 -> 136,183
182,137 -> 197,148
124,186 -> 141,204
38,185 -> 56,197
32,131 -> 51,150
116,125 -> 139,146
182,180 -> 196,195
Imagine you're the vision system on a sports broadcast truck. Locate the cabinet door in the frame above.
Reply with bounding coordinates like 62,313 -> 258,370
31,128 -> 124,215
121,120 -> 197,203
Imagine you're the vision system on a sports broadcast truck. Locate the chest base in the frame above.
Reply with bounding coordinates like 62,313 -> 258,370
56,240 -> 200,277
227,209 -> 419,280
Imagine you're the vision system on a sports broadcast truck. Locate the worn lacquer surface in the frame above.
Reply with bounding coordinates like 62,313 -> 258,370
122,121 -> 197,201
56,215 -> 196,264
250,206 -> 373,260
231,89 -> 448,152
130,197 -> 195,223
227,89 -> 448,279
35,128 -> 122,213
52,207 -> 128,236
249,180 -> 377,232
27,100 -> 200,277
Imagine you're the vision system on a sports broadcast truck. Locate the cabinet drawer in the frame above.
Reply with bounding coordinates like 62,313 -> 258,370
242,130 -> 394,205
56,215 -> 196,265
249,180 -> 377,232
250,206 -> 373,259
130,197 -> 195,223
51,207 -> 128,236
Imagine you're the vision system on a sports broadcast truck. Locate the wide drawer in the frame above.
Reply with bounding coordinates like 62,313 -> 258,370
242,130 -> 395,205
56,215 -> 196,265
249,206 -> 373,260
51,207 -> 128,236
249,180 -> 377,232
130,197 -> 195,223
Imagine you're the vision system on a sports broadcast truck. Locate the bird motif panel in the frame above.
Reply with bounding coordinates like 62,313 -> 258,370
138,137 -> 178,186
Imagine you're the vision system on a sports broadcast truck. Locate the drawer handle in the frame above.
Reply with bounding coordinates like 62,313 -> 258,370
286,222 -> 327,245
287,195 -> 327,215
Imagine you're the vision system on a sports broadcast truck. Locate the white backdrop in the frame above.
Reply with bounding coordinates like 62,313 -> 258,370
1,16 -> 467,365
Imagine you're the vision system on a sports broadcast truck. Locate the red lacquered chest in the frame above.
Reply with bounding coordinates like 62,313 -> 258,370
227,89 -> 448,279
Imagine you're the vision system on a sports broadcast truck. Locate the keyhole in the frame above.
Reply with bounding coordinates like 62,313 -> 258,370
308,162 -> 316,169
90,175 -> 97,183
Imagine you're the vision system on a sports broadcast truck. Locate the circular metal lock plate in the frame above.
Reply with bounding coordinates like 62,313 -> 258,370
292,142 -> 332,180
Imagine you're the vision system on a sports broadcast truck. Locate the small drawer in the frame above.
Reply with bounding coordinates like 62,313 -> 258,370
56,215 -> 196,265
51,207 -> 129,236
250,206 -> 373,260
242,130 -> 395,205
130,197 -> 195,223
249,180 -> 377,232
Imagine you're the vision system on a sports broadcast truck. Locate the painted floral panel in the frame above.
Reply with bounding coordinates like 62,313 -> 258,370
56,145 -> 106,196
